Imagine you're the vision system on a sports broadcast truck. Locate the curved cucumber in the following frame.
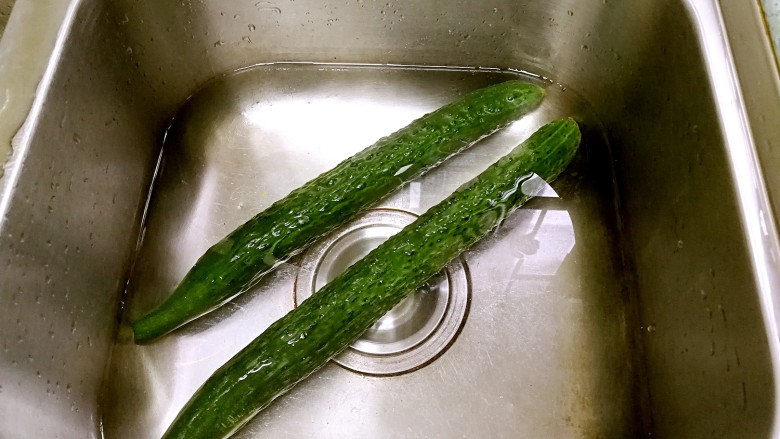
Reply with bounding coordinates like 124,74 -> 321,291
161,118 -> 581,439
132,80 -> 544,342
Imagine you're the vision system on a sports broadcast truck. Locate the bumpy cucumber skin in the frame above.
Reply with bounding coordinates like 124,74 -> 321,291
161,119 -> 581,439
132,81 -> 545,343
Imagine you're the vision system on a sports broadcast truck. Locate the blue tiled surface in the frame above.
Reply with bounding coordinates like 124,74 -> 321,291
763,0 -> 780,63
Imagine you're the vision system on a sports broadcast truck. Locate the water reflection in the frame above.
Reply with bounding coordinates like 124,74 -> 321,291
499,208 -> 576,278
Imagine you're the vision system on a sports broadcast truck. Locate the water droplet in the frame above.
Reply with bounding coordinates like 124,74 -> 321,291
72,133 -> 81,144
677,240 -> 684,249
255,1 -> 281,13
646,325 -> 656,333
248,24 -> 256,32
213,40 -> 224,47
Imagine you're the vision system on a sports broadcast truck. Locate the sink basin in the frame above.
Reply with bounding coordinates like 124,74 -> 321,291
1,1 -> 779,438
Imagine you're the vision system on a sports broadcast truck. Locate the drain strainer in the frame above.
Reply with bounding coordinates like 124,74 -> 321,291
294,208 -> 470,376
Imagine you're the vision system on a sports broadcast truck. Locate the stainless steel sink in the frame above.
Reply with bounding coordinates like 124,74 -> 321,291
1,1 -> 779,438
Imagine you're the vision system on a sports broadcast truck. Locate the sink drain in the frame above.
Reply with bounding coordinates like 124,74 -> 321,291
294,208 -> 470,376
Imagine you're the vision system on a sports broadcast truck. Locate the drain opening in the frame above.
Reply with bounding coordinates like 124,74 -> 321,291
294,208 -> 470,376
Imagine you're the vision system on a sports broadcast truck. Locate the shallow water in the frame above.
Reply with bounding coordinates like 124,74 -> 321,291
102,63 -> 640,438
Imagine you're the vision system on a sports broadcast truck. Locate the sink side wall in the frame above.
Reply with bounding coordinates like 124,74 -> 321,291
0,1 -> 161,437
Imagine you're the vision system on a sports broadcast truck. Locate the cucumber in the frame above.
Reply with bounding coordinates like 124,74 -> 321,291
132,80 -> 544,343
161,118 -> 581,439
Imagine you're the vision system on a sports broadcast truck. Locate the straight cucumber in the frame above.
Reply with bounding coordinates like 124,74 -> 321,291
132,80 -> 544,343
161,118 -> 581,439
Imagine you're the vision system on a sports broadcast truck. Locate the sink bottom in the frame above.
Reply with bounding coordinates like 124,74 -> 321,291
104,64 -> 639,438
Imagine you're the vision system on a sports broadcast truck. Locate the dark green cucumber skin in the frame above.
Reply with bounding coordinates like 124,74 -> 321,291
161,119 -> 581,439
132,80 -> 544,342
